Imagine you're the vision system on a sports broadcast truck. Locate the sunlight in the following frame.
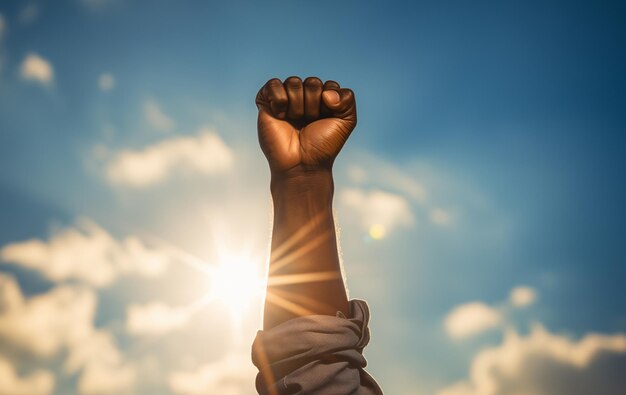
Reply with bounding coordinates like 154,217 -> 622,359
206,254 -> 265,323
141,230 -> 267,329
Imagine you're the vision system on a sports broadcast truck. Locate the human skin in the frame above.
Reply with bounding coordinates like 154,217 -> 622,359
256,76 -> 357,330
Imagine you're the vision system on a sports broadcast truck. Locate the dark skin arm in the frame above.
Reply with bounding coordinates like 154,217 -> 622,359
256,76 -> 357,330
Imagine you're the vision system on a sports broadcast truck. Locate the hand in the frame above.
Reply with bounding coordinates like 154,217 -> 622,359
256,76 -> 357,176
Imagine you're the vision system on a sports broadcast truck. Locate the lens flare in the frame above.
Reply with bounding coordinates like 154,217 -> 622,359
206,255 -> 265,323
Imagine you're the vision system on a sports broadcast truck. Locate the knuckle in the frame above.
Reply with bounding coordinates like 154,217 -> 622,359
285,76 -> 303,88
267,78 -> 283,88
342,88 -> 355,99
255,90 -> 265,102
273,96 -> 287,106
304,77 -> 323,88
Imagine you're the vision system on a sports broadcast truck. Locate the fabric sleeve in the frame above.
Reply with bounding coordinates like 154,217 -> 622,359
251,299 -> 383,395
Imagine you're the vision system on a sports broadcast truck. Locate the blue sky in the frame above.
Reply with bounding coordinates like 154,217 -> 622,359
0,1 -> 625,394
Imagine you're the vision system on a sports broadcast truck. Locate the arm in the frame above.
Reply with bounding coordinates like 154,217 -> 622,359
253,77 -> 383,394
267,169 -> 347,328
256,76 -> 357,330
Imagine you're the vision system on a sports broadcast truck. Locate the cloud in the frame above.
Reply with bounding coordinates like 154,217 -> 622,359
104,129 -> 234,187
341,151 -> 474,234
0,218 -> 171,287
430,208 -> 453,226
0,273 -> 135,395
66,331 -> 136,395
437,325 -> 626,395
0,273 -> 96,357
144,99 -> 175,132
126,302 -> 192,336
0,355 -> 54,395
380,165 -> 428,203
20,53 -> 54,86
346,164 -> 368,184
98,73 -> 115,91
168,352 -> 257,395
345,160 -> 428,204
339,187 -> 414,237
444,302 -> 503,340
509,286 -> 537,308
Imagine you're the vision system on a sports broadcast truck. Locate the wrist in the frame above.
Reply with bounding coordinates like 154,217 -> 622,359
270,167 -> 334,203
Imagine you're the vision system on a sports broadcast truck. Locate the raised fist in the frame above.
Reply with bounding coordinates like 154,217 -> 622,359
256,76 -> 357,175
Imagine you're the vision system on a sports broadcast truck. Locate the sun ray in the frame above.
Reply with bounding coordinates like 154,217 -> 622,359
127,230 -> 267,326
138,233 -> 212,275
265,290 -> 316,317
269,229 -> 332,274
253,339 -> 279,395
266,288 -> 337,318
269,210 -> 328,261
267,270 -> 341,286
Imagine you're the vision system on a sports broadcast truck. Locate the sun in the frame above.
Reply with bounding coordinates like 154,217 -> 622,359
206,254 -> 265,323
142,234 -> 266,328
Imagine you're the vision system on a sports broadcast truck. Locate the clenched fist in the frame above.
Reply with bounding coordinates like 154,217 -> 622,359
256,76 -> 357,176
256,77 -> 383,392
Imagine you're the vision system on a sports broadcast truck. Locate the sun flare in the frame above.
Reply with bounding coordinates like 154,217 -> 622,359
206,255 -> 265,322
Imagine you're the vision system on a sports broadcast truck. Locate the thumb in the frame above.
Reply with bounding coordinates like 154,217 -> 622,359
321,88 -> 356,122
322,90 -> 341,109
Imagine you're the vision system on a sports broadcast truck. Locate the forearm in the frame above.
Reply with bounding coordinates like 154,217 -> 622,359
263,169 -> 349,329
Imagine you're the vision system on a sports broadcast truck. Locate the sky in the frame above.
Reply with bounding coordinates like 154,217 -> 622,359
0,0 -> 625,394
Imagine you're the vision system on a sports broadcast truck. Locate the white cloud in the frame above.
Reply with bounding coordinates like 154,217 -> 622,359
20,53 -> 54,85
66,331 -> 136,395
438,325 -> 626,395
382,164 -> 428,203
339,187 -> 414,236
0,273 -> 96,357
0,218 -> 171,287
347,151 -> 428,203
0,273 -> 135,395
126,302 -> 191,336
104,129 -> 234,187
430,208 -> 453,226
144,99 -> 175,132
168,352 -> 257,395
444,302 -> 502,340
98,73 -> 115,91
346,165 -> 368,184
509,286 -> 537,308
0,355 -> 54,395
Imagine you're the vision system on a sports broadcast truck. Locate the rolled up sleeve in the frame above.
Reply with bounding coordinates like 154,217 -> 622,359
251,299 -> 383,394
